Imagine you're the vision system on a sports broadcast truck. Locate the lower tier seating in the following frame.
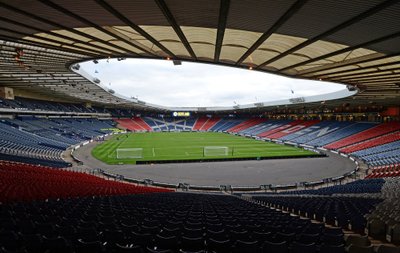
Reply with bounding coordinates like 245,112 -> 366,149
0,192 -> 347,253
262,179 -> 385,196
0,160 -> 170,203
253,196 -> 382,233
0,118 -> 115,167
365,177 -> 400,244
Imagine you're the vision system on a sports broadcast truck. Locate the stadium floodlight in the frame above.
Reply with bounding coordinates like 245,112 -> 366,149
116,148 -> 143,159
203,146 -> 229,157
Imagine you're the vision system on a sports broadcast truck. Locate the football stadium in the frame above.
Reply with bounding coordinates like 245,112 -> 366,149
0,1 -> 400,252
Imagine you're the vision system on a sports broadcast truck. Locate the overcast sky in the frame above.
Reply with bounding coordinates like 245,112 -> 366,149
81,58 -> 345,107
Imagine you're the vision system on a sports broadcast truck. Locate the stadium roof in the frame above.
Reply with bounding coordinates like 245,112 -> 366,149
0,0 -> 399,111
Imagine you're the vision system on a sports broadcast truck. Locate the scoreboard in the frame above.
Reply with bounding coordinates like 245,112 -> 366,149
172,111 -> 191,117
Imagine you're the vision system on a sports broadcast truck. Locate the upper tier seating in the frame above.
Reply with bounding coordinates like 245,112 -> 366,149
0,97 -> 96,113
0,191 -> 347,253
325,122 -> 400,150
0,160 -> 170,203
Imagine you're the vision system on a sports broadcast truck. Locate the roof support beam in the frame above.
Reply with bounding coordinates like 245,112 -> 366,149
0,27 -> 99,57
333,71 -> 400,82
154,0 -> 197,60
0,17 -> 108,56
280,31 -> 400,72
94,0 -> 176,59
0,2 -> 128,56
214,0 -> 230,62
256,0 -> 399,69
301,52 -> 400,77
320,63 -> 400,79
235,0 -> 308,66
0,35 -> 93,61
37,0 -> 151,57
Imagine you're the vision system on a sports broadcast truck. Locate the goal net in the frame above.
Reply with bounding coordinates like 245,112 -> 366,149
203,146 -> 229,157
116,148 -> 143,159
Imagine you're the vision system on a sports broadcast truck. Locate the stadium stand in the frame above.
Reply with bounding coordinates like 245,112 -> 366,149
198,116 -> 221,131
285,121 -> 355,145
262,120 -> 322,139
209,118 -> 244,132
339,131 -> 400,154
267,120 -> 320,140
364,178 -> 400,244
0,97 -> 96,113
290,179 -> 384,195
0,118 -> 114,167
133,117 -> 153,131
227,118 -> 267,133
0,161 -> 169,203
366,164 -> 400,179
114,118 -> 149,131
325,122 -> 400,150
1,1 -> 400,251
257,120 -> 305,138
0,190 -> 351,253
306,122 -> 377,147
192,116 -> 209,131
142,117 -> 194,131
253,196 -> 381,232
0,113 -> 400,252
239,119 -> 287,136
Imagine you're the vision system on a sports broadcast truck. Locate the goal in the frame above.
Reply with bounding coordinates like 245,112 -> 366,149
116,148 -> 143,159
203,146 -> 229,157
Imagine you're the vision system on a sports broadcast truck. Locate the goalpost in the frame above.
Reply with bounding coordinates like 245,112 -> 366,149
116,148 -> 143,159
203,146 -> 230,157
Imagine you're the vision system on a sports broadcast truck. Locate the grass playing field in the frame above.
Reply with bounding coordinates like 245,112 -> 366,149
92,132 -> 318,165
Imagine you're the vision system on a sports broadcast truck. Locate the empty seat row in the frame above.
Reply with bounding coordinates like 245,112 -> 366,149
0,192 -> 346,253
0,160 -> 171,203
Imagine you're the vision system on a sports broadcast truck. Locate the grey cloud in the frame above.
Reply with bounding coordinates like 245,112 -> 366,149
81,59 -> 345,107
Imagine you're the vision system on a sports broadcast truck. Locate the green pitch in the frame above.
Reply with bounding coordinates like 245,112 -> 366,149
92,132 -> 317,165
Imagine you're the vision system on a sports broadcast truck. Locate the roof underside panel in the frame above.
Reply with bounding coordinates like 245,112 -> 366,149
50,0 -> 126,27
164,0 -> 220,28
140,25 -> 190,58
226,0 -> 298,32
102,0 -> 169,26
181,26 -> 216,60
220,29 -> 261,63
325,2 -> 400,53
244,34 -> 307,67
1,0 -> 86,31
0,0 -> 398,110
276,0 -> 384,43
